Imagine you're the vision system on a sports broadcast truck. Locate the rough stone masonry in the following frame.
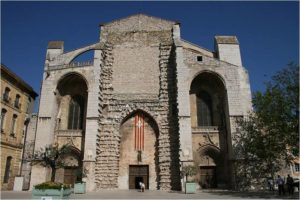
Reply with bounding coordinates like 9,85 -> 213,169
30,14 -> 252,191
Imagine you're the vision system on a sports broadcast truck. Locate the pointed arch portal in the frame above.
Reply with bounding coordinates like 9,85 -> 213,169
118,110 -> 159,190
190,71 -> 231,189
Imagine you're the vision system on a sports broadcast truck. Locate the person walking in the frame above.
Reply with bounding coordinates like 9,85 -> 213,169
276,175 -> 285,195
286,174 -> 294,195
139,181 -> 145,192
267,178 -> 274,191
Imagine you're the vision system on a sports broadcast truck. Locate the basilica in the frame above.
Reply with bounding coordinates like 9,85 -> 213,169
30,14 -> 252,191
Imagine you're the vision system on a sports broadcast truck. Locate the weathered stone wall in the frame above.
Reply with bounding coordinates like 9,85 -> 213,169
21,113 -> 37,190
183,45 -> 252,188
31,14 -> 252,192
183,49 -> 250,118
30,63 -> 98,189
118,115 -> 158,190
112,46 -> 160,95
215,36 -> 242,67
95,16 -> 181,190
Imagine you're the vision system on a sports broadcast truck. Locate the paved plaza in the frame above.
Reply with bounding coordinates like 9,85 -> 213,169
1,190 -> 299,199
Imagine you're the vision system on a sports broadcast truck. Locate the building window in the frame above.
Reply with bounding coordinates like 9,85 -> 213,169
295,163 -> 300,172
197,91 -> 213,126
26,96 -> 32,113
3,87 -> 11,102
1,109 -> 7,132
197,56 -> 203,62
68,95 -> 84,130
3,156 -> 12,183
14,94 -> 21,108
10,114 -> 17,136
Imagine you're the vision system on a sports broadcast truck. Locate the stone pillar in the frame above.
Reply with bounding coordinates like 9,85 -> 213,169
82,49 -> 102,191
82,161 -> 95,191
173,24 -> 193,162
214,36 -> 242,67
30,42 -> 63,189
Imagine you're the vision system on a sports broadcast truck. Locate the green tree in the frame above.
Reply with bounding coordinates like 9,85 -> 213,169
31,144 -> 72,182
233,63 -> 299,190
182,165 -> 197,182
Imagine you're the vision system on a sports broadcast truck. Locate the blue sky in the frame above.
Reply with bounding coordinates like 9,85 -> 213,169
1,1 -> 299,111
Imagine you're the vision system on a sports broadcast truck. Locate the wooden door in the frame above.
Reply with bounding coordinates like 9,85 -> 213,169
199,166 -> 216,188
129,165 -> 149,189
64,168 -> 77,187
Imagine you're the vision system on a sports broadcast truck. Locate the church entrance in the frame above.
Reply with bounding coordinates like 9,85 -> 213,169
199,166 -> 217,188
118,111 -> 159,190
64,167 -> 77,187
129,165 -> 149,189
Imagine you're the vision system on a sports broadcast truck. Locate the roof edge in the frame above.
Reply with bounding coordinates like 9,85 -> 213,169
1,64 -> 38,98
181,39 -> 214,57
99,13 -> 176,26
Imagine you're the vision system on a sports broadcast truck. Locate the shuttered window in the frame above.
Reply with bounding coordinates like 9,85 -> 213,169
1,109 -> 7,131
11,114 -> 17,136
3,156 -> 12,183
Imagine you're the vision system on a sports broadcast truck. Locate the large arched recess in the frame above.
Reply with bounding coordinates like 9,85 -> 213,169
190,71 -> 231,189
118,110 -> 159,190
54,72 -> 88,185
55,72 -> 88,131
57,145 -> 83,186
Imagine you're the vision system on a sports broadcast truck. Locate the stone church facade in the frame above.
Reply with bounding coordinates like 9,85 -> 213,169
30,14 -> 252,191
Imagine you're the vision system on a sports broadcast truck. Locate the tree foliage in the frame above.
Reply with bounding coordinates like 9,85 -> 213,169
30,144 -> 72,182
182,165 -> 197,182
233,63 -> 299,190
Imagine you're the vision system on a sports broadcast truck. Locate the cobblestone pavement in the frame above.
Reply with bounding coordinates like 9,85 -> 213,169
1,190 -> 299,199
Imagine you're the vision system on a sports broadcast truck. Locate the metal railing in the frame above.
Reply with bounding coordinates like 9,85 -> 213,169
69,60 -> 94,67
55,129 -> 83,137
192,126 -> 219,134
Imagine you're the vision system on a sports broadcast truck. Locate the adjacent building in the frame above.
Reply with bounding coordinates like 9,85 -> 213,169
30,14 -> 252,191
1,64 -> 38,190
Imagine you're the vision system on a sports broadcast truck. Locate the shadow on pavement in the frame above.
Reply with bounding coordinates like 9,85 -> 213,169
204,190 -> 299,199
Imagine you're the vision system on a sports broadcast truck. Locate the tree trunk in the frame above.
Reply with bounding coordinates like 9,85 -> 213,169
51,167 -> 56,182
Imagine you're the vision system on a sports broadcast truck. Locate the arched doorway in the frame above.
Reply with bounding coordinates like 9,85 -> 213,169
118,110 -> 159,190
197,146 -> 221,189
58,146 -> 82,187
55,73 -> 88,185
190,71 -> 230,188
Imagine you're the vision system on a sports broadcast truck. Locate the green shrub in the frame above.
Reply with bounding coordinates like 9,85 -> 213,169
34,181 -> 70,190
182,165 -> 197,182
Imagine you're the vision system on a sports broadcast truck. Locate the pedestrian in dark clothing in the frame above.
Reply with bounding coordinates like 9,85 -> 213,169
267,178 -> 274,191
286,174 -> 294,195
276,175 -> 285,195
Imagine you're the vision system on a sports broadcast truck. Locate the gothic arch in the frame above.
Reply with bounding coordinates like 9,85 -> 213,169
118,109 -> 160,190
67,145 -> 82,157
189,70 -> 226,91
197,144 -> 221,163
190,70 -> 228,128
60,145 -> 82,165
197,144 -> 220,154
190,70 -> 231,188
118,107 -> 161,132
56,72 -> 89,91
120,109 -> 159,134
